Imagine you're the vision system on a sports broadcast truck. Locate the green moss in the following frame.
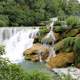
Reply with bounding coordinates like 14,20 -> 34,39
54,37 -> 75,53
65,29 -> 80,37
54,26 -> 64,33
35,26 -> 49,43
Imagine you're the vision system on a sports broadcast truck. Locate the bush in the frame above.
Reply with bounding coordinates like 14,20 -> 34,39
0,57 -> 28,80
54,21 -> 62,26
0,57 -> 54,80
54,26 -> 64,32
66,16 -> 80,28
35,26 -> 49,43
73,37 -> 80,65
27,71 -> 53,80
0,45 -> 5,55
63,37 -> 75,52
0,15 -> 9,27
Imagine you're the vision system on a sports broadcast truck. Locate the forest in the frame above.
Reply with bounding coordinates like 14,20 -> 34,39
0,0 -> 79,26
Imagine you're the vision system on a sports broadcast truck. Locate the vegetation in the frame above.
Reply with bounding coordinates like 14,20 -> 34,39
65,16 -> 80,27
0,0 -> 79,26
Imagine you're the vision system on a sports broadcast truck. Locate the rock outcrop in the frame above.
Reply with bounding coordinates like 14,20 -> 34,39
23,44 -> 49,62
47,52 -> 75,69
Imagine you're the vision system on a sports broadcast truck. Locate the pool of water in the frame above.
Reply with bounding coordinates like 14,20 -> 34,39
19,60 -> 61,80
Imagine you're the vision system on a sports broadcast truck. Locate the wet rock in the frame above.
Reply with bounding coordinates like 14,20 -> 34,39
76,64 -> 80,69
33,27 -> 49,43
47,52 -> 75,69
41,31 -> 56,45
54,32 -> 62,42
23,44 -> 49,62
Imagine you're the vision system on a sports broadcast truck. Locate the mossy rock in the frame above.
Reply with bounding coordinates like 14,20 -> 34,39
53,26 -> 64,33
65,29 -> 80,37
34,26 -> 49,43
54,37 -> 75,53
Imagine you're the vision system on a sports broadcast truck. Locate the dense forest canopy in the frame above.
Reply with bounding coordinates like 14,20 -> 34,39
0,0 -> 79,26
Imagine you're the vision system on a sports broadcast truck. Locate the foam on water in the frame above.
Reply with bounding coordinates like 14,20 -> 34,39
1,27 -> 39,63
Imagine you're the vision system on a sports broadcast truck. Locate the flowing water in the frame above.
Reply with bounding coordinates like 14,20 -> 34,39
1,27 -> 39,63
0,18 -> 78,79
0,27 -> 61,79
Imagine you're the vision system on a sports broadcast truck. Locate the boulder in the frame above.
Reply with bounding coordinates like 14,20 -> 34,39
54,32 -> 62,41
54,37 -> 75,53
23,44 -> 49,62
47,52 -> 75,69
64,29 -> 80,37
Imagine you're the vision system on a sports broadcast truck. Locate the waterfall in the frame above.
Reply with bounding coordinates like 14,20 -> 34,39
1,27 -> 39,63
43,18 -> 58,62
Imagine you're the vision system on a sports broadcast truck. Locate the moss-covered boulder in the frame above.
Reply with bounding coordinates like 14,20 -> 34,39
47,52 -> 75,69
41,31 -> 56,45
64,29 -> 80,37
23,44 -> 49,62
54,37 -> 75,53
34,26 -> 49,43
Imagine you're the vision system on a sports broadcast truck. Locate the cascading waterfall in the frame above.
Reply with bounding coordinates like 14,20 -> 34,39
43,18 -> 58,62
1,27 -> 39,63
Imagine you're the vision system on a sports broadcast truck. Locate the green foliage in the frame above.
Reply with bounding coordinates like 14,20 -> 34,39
54,26 -> 64,33
0,15 -> 9,27
0,0 -> 79,26
0,57 -> 28,80
27,71 -> 53,80
0,57 -> 54,80
0,45 -> 5,55
54,21 -> 62,26
66,0 -> 80,15
74,37 -> 80,65
34,26 -> 49,43
39,26 -> 49,36
66,16 -> 80,27
63,37 -> 75,52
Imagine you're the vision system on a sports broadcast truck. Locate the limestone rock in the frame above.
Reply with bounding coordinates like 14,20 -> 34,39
23,44 -> 49,62
47,52 -> 75,69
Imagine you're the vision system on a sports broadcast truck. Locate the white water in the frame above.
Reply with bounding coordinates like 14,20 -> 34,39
1,27 -> 39,63
44,18 -> 57,62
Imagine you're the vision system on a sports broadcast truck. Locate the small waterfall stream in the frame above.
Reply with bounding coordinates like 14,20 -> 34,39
42,18 -> 58,62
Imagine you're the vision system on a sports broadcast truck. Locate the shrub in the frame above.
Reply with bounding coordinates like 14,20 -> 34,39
63,37 -> 75,52
53,26 -> 64,32
36,26 -> 49,43
0,45 -> 5,55
0,57 -> 54,80
66,16 -> 80,28
28,71 -> 53,80
73,37 -> 80,65
0,57 -> 29,80
0,15 -> 9,27
54,21 -> 62,26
